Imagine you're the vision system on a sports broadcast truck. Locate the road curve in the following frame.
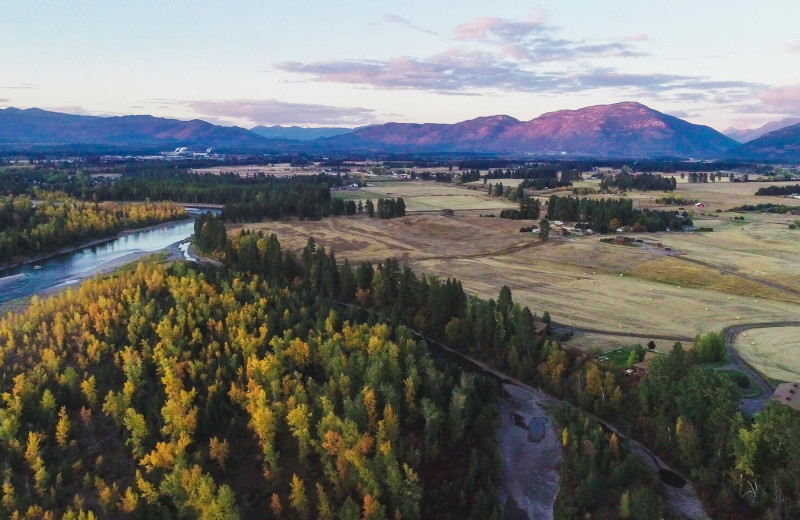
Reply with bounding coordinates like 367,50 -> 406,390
722,321 -> 800,415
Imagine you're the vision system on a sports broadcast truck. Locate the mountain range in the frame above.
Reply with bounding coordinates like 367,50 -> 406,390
725,118 -> 800,143
316,102 -> 737,158
249,125 -> 356,141
727,123 -> 800,162
0,103 -> 797,161
0,107 -> 269,152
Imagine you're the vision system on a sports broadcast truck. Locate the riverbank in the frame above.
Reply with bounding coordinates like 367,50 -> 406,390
0,216 -> 192,274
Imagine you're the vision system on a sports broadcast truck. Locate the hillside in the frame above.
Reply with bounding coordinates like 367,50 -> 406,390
728,122 -> 800,163
0,103 -> 741,158
250,124 -> 355,141
318,102 -> 738,158
0,107 -> 272,151
726,117 -> 800,143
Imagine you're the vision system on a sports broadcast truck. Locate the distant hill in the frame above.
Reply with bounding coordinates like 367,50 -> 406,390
726,118 -> 800,143
250,125 -> 355,141
0,107 -> 273,152
318,102 -> 737,158
727,123 -> 800,163
0,103 -> 742,159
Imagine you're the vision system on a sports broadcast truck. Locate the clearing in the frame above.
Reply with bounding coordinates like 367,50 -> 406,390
733,326 -> 800,382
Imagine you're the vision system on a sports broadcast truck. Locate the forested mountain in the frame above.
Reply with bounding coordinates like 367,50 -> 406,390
317,103 -> 738,158
725,117 -> 800,143
1,103 -> 741,159
250,125 -> 355,141
727,122 -> 800,163
0,108 -> 273,151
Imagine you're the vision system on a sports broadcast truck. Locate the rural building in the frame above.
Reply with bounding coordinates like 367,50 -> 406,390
557,227 -> 569,236
630,352 -> 658,378
533,320 -> 552,338
613,236 -> 633,246
771,383 -> 800,411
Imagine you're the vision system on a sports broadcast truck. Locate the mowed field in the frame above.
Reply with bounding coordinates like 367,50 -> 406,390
569,177 -> 799,211
332,180 -> 518,212
234,181 -> 800,377
734,327 -> 800,382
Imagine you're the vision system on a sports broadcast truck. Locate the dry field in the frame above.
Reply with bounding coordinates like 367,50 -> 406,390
232,179 -> 800,368
734,327 -> 800,382
569,177 -> 798,211
235,212 -> 800,356
332,181 -> 517,212
191,163 -> 323,177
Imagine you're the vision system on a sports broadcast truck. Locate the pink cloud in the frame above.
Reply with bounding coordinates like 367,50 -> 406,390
455,17 -> 504,40
455,10 -> 547,41
179,98 -> 378,126
383,13 -> 437,35
625,33 -> 649,42
757,84 -> 800,113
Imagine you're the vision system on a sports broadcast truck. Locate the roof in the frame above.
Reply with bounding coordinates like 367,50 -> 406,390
771,382 -> 800,411
533,320 -> 552,334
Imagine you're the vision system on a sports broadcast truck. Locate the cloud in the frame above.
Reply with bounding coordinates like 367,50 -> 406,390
277,52 -> 759,97
0,98 -> 9,103
754,84 -> 800,114
2,83 -> 36,90
785,41 -> 800,53
383,13 -> 437,35
455,10 -> 548,41
453,12 -> 645,63
624,33 -> 649,42
173,98 -> 379,126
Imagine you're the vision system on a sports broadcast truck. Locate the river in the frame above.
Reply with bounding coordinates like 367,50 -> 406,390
0,209 -> 215,307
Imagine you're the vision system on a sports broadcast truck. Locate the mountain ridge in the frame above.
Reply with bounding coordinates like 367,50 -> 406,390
726,118 -> 800,143
317,102 -> 737,158
0,103 -> 741,158
727,122 -> 800,163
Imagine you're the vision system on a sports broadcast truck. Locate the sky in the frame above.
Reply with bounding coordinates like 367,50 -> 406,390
2,1 -> 800,132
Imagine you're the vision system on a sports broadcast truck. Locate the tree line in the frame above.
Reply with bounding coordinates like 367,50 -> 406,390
600,172 -> 677,192
546,196 -> 692,233
0,257 -> 502,519
755,184 -> 800,196
0,195 -> 186,264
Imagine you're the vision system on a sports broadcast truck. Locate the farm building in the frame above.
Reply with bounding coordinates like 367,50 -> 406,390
771,383 -> 800,411
533,320 -> 552,338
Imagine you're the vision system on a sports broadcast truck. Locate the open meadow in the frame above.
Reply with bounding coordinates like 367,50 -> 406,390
235,182 -> 800,368
568,176 -> 799,211
331,180 -> 518,212
231,179 -> 800,378
734,327 -> 800,382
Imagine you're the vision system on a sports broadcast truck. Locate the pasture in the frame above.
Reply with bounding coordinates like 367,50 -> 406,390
734,327 -> 800,382
331,180 -> 518,212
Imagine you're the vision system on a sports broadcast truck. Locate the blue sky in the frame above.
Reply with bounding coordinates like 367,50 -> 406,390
2,1 -> 799,131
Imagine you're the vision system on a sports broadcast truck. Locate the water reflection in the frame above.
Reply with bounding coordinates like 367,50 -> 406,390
0,218 -> 196,305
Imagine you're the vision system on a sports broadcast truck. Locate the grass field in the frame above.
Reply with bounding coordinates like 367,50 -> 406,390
733,327 -> 800,382
234,181 -> 800,375
331,180 -> 518,212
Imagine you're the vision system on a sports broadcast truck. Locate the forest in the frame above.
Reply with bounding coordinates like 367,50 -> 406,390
2,161 -> 799,519
545,196 -> 692,233
600,172 -> 677,192
0,195 -> 186,264
0,256 -> 501,519
754,184 -> 800,196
